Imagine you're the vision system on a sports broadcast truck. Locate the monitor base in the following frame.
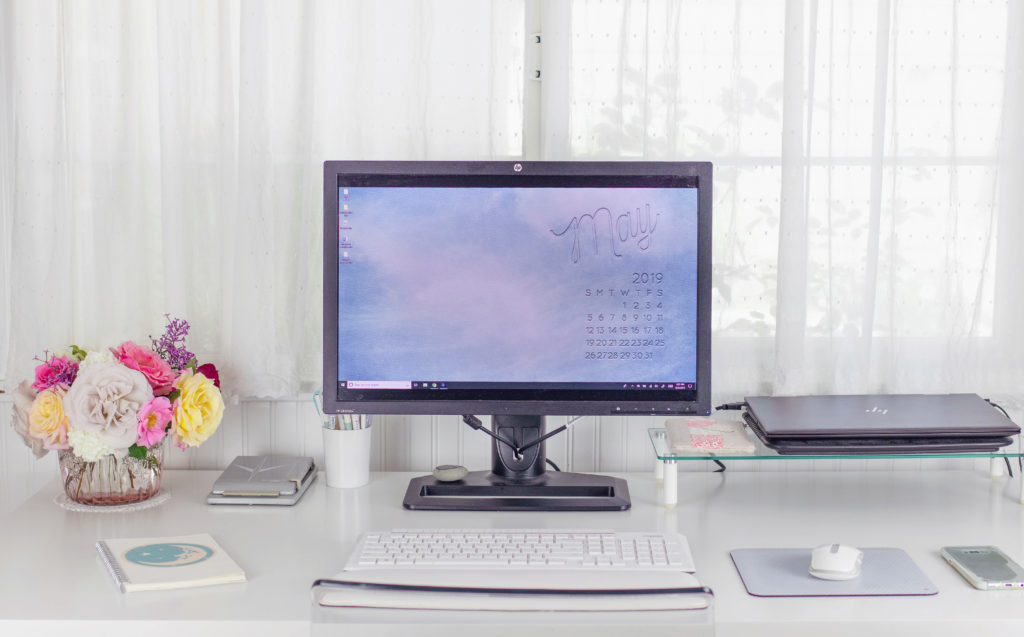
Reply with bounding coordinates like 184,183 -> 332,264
402,470 -> 630,511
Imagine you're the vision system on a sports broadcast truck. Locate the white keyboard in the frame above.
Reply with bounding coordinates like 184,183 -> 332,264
317,528 -> 708,610
345,528 -> 696,572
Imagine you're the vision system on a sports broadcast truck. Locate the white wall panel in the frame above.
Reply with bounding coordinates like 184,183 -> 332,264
461,415 -> 493,472
270,400 -> 302,459
243,401 -> 274,457
1,396 -> 1018,514
431,415 -> 459,471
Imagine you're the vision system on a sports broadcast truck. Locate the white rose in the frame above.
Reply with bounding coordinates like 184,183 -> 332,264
62,362 -> 153,451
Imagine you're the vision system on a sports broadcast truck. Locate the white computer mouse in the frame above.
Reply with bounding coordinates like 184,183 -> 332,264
809,543 -> 863,580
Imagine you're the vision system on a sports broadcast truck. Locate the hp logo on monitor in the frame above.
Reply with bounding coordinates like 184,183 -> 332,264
513,163 -> 523,172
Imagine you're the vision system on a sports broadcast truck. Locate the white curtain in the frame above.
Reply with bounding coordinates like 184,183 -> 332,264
541,0 -> 1024,403
4,0 -> 1023,404
0,0 -> 524,398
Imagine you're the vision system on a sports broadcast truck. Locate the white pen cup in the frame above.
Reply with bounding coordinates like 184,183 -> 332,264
322,425 -> 372,488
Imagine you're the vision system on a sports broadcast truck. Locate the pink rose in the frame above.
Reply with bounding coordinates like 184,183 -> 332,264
32,356 -> 78,392
111,341 -> 176,396
137,396 -> 172,446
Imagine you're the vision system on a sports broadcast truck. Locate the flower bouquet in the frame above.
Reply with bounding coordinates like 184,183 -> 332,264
9,316 -> 225,505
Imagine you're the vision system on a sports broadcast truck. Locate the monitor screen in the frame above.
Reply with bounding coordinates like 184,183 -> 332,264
323,161 -> 711,418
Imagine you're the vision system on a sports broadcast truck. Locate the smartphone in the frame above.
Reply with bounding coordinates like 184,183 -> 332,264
940,546 -> 1024,590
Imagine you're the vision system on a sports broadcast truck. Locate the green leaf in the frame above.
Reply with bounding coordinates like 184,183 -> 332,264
70,345 -> 88,361
167,389 -> 181,403
187,357 -> 198,371
128,444 -> 148,460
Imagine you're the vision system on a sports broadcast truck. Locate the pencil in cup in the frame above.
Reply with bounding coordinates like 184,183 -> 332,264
325,414 -> 372,430
312,392 -> 372,430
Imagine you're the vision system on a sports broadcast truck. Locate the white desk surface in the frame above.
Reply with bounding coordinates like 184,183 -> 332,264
1,468 -> 1023,636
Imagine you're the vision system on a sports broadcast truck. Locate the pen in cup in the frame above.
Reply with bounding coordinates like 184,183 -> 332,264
312,391 -> 338,430
312,392 -> 372,431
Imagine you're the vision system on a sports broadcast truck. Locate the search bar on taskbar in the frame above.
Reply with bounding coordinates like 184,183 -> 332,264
345,380 -> 412,390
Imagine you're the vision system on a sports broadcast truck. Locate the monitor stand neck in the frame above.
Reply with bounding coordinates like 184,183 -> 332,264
490,415 -> 546,481
402,416 -> 631,511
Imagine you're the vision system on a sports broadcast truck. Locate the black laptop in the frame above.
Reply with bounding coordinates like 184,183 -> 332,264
742,394 -> 1019,454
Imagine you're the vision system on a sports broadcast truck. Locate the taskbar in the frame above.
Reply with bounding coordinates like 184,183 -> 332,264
341,380 -> 697,391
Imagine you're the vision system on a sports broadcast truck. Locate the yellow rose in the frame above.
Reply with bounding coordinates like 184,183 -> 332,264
172,370 -> 225,447
28,388 -> 70,450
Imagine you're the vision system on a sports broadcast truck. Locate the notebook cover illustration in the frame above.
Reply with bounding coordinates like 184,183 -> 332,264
95,533 -> 246,592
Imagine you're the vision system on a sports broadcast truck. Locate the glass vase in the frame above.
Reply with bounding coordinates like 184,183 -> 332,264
58,439 -> 165,506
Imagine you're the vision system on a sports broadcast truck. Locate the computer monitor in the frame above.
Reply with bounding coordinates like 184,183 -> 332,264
323,160 -> 712,510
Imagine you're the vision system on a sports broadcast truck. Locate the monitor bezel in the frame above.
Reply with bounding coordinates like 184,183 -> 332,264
322,160 -> 712,417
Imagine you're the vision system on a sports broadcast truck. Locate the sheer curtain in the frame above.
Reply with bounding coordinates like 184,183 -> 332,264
3,0 -> 1023,407
0,0 -> 524,397
541,0 -> 1024,406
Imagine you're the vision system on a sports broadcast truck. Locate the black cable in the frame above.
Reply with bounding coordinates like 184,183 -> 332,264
517,422 -> 570,454
463,415 -> 566,473
461,414 -> 520,453
712,459 -> 726,473
714,401 -> 747,411
985,398 -> 1012,421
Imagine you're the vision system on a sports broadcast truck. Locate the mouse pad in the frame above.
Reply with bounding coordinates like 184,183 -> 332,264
730,548 -> 938,597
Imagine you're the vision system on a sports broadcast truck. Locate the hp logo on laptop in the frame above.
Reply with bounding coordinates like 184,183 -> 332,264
513,163 -> 523,172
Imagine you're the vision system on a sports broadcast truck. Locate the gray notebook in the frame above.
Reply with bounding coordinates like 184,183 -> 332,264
744,393 -> 1019,439
207,455 -> 316,505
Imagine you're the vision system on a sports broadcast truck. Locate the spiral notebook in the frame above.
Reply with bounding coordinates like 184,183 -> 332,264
95,533 -> 246,592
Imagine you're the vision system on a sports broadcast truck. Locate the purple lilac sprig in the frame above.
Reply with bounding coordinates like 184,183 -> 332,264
151,315 -> 196,371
